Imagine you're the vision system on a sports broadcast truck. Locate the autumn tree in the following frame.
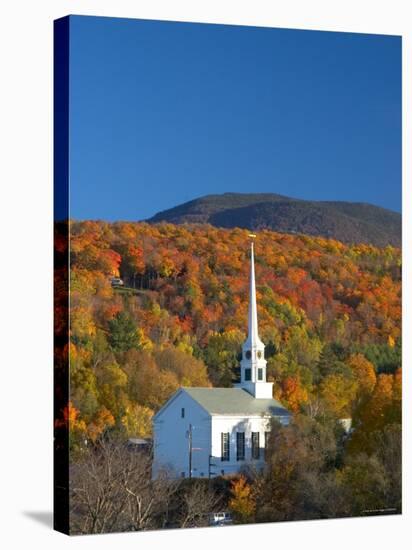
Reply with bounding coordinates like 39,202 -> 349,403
87,406 -> 115,442
319,373 -> 358,418
254,415 -> 341,522
120,244 -> 145,287
122,349 -> 179,411
121,403 -> 154,438
340,454 -> 389,515
228,475 -> 256,523
95,363 -> 128,419
349,370 -> 401,454
55,401 -> 87,453
155,347 -> 210,387
275,375 -> 309,412
346,353 -> 377,405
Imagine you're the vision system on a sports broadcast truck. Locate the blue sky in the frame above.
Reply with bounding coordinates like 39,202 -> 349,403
68,16 -> 401,220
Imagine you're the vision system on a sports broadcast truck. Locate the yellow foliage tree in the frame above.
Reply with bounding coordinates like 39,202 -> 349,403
349,372 -> 401,454
346,353 -> 377,398
136,328 -> 153,351
229,476 -> 256,523
320,374 -> 358,417
96,363 -> 128,418
121,403 -> 154,438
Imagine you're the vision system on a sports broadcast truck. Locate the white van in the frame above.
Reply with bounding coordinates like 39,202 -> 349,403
111,277 -> 124,287
209,512 -> 233,526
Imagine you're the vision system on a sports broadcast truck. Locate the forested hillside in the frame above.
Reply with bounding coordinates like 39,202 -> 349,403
148,193 -> 401,247
61,220 -> 401,450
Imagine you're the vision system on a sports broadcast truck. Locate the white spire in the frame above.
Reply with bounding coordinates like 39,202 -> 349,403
236,235 -> 273,399
246,236 -> 263,349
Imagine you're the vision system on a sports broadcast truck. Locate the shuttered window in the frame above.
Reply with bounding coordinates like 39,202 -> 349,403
221,432 -> 230,461
236,432 -> 245,461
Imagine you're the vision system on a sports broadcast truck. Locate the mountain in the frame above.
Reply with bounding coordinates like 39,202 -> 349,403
148,193 -> 401,247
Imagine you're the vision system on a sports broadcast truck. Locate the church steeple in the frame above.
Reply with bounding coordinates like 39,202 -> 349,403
238,235 -> 273,399
246,238 -> 264,350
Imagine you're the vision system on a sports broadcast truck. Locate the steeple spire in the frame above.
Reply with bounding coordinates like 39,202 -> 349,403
237,234 -> 273,399
247,236 -> 263,349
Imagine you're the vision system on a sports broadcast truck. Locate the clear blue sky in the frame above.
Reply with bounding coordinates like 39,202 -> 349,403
68,15 -> 401,220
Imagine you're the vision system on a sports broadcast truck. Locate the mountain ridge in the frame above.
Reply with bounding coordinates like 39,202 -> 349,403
148,193 -> 401,248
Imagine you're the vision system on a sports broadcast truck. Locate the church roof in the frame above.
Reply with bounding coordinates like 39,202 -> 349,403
182,387 -> 291,417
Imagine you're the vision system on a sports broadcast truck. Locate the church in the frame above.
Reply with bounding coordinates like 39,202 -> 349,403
152,238 -> 291,479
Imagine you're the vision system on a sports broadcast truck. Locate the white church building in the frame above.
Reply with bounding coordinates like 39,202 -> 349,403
152,238 -> 291,479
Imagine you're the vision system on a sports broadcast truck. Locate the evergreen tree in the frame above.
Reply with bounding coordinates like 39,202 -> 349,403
108,312 -> 140,352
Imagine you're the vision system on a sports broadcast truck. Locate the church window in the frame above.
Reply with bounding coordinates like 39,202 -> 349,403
245,368 -> 251,381
221,432 -> 230,461
181,407 -> 185,418
257,368 -> 263,381
245,350 -> 252,359
252,432 -> 260,459
236,432 -> 245,461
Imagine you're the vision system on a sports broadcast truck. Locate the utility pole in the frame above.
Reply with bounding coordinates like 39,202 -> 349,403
208,455 -> 216,479
188,423 -> 192,479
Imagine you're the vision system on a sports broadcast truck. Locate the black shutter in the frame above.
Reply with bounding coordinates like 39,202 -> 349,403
236,432 -> 245,461
252,432 -> 260,459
